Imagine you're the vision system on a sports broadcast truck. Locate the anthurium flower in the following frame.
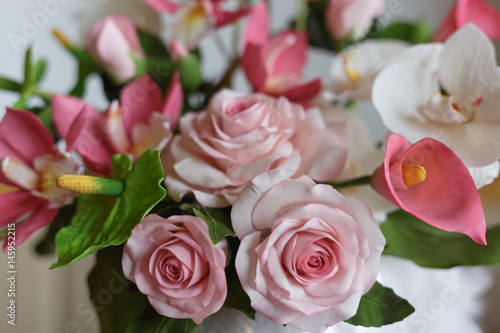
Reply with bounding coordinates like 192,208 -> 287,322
0,108 -> 84,249
328,40 -> 409,101
433,0 -> 500,42
52,74 -> 182,174
371,134 -> 486,245
241,2 -> 321,105
326,0 -> 385,41
143,0 -> 251,49
86,15 -> 145,83
372,24 -> 500,168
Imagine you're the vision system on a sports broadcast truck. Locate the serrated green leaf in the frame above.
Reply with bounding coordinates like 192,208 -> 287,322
381,210 -> 500,268
345,282 -> 414,327
52,150 -> 166,268
88,245 -> 199,333
180,203 -> 235,244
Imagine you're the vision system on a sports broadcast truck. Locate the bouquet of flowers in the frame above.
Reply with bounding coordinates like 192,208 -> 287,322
2,0 -> 500,332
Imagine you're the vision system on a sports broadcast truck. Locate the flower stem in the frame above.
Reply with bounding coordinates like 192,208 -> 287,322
295,0 -> 308,32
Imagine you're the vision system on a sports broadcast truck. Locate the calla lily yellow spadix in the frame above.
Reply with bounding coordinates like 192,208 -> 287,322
56,175 -> 124,196
402,164 -> 426,187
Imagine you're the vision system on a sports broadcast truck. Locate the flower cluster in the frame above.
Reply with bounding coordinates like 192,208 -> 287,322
2,0 -> 500,332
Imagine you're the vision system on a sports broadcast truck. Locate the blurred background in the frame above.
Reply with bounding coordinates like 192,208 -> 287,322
1,0 -> 500,332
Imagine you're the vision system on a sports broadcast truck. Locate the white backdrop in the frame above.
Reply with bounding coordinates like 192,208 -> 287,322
1,0 -> 500,332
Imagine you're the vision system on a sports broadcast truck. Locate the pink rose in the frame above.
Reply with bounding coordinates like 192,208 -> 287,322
122,214 -> 227,324
163,89 -> 347,208
233,170 -> 385,333
326,0 -> 385,40
86,15 -> 145,83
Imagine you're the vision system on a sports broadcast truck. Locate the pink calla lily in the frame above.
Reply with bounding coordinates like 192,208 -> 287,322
52,74 -> 183,174
371,134 -> 486,245
0,108 -> 83,249
241,2 -> 321,106
433,0 -> 500,42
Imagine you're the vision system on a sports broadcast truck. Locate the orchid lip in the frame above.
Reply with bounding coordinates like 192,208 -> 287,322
422,92 -> 477,125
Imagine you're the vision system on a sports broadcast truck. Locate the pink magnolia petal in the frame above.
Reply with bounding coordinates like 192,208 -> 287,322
4,204 -> 58,250
372,134 -> 486,245
0,108 -> 54,166
243,2 -> 268,47
120,74 -> 164,135
162,72 -> 183,130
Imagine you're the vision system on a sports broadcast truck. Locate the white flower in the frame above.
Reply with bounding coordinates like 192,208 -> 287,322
328,40 -> 409,101
372,24 -> 500,168
320,103 -> 397,222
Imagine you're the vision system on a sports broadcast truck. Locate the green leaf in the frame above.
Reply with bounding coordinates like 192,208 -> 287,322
345,282 -> 414,327
381,210 -> 500,268
0,77 -> 21,92
22,47 -> 35,94
52,150 -> 166,268
34,58 -> 47,84
88,245 -> 199,333
222,237 -> 256,320
177,54 -> 203,92
377,21 -> 433,44
138,30 -> 170,60
68,63 -> 94,97
180,203 -> 235,245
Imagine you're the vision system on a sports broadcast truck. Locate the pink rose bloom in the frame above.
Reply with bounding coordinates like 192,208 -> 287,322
233,170 -> 385,333
241,2 -> 321,105
122,214 -> 227,324
371,134 -> 486,245
86,15 -> 145,83
163,89 -> 347,208
0,108 -> 83,249
433,0 -> 500,42
326,0 -> 385,40
52,74 -> 182,175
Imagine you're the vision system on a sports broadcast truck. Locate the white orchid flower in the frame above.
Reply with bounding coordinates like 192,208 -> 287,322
328,40 -> 409,101
372,24 -> 500,168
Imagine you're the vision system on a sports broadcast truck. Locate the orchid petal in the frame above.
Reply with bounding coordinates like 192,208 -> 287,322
0,108 -> 54,166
